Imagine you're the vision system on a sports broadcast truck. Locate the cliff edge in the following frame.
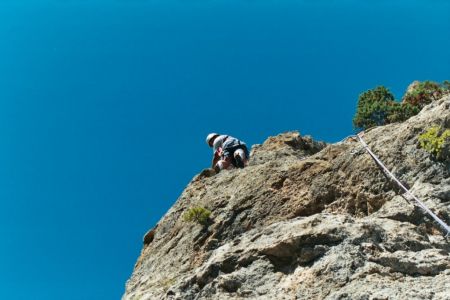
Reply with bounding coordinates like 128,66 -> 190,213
123,96 -> 450,299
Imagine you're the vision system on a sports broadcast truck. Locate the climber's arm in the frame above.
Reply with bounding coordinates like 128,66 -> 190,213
211,148 -> 222,169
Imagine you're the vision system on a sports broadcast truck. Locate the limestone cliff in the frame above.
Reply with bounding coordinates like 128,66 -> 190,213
123,96 -> 450,300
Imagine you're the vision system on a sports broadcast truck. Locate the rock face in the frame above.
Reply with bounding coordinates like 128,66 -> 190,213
123,96 -> 450,300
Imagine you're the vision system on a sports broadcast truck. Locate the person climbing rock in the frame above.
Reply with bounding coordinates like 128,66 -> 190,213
206,133 -> 249,172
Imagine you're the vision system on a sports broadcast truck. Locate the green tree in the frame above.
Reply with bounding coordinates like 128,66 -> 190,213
353,86 -> 395,130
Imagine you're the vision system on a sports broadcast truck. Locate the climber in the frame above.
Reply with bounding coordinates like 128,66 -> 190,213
206,133 -> 250,173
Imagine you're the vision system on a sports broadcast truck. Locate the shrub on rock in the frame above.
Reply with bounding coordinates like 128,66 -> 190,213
418,126 -> 450,161
402,81 -> 447,109
353,81 -> 449,131
352,86 -> 395,130
183,207 -> 211,226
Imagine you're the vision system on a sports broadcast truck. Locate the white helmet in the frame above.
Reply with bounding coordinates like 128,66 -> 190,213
206,133 -> 219,146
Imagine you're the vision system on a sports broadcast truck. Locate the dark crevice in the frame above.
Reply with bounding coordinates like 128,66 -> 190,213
196,264 -> 221,289
143,225 -> 158,246
271,176 -> 287,190
220,256 -> 238,274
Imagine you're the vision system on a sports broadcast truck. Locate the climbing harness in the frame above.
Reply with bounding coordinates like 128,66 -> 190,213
352,132 -> 450,236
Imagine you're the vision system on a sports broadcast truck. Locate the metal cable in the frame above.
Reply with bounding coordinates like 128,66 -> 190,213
356,133 -> 450,236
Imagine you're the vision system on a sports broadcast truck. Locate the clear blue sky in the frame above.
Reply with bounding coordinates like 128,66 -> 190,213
0,0 -> 449,299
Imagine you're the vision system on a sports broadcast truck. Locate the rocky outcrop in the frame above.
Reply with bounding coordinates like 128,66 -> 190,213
123,96 -> 450,299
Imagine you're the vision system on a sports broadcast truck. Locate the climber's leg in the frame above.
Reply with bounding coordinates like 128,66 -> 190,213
215,156 -> 233,172
233,148 -> 246,168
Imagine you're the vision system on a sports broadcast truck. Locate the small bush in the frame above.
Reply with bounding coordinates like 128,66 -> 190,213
183,207 -> 211,226
353,86 -> 395,130
402,81 -> 446,109
418,126 -> 450,159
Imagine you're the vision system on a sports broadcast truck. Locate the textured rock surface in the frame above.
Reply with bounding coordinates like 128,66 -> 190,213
123,96 -> 450,300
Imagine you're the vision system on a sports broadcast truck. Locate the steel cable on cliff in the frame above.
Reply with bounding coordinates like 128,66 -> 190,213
350,133 -> 450,236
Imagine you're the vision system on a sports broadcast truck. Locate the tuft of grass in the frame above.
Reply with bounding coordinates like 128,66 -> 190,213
183,207 -> 211,226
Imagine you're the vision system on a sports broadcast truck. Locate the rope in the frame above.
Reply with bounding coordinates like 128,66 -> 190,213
355,133 -> 450,236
